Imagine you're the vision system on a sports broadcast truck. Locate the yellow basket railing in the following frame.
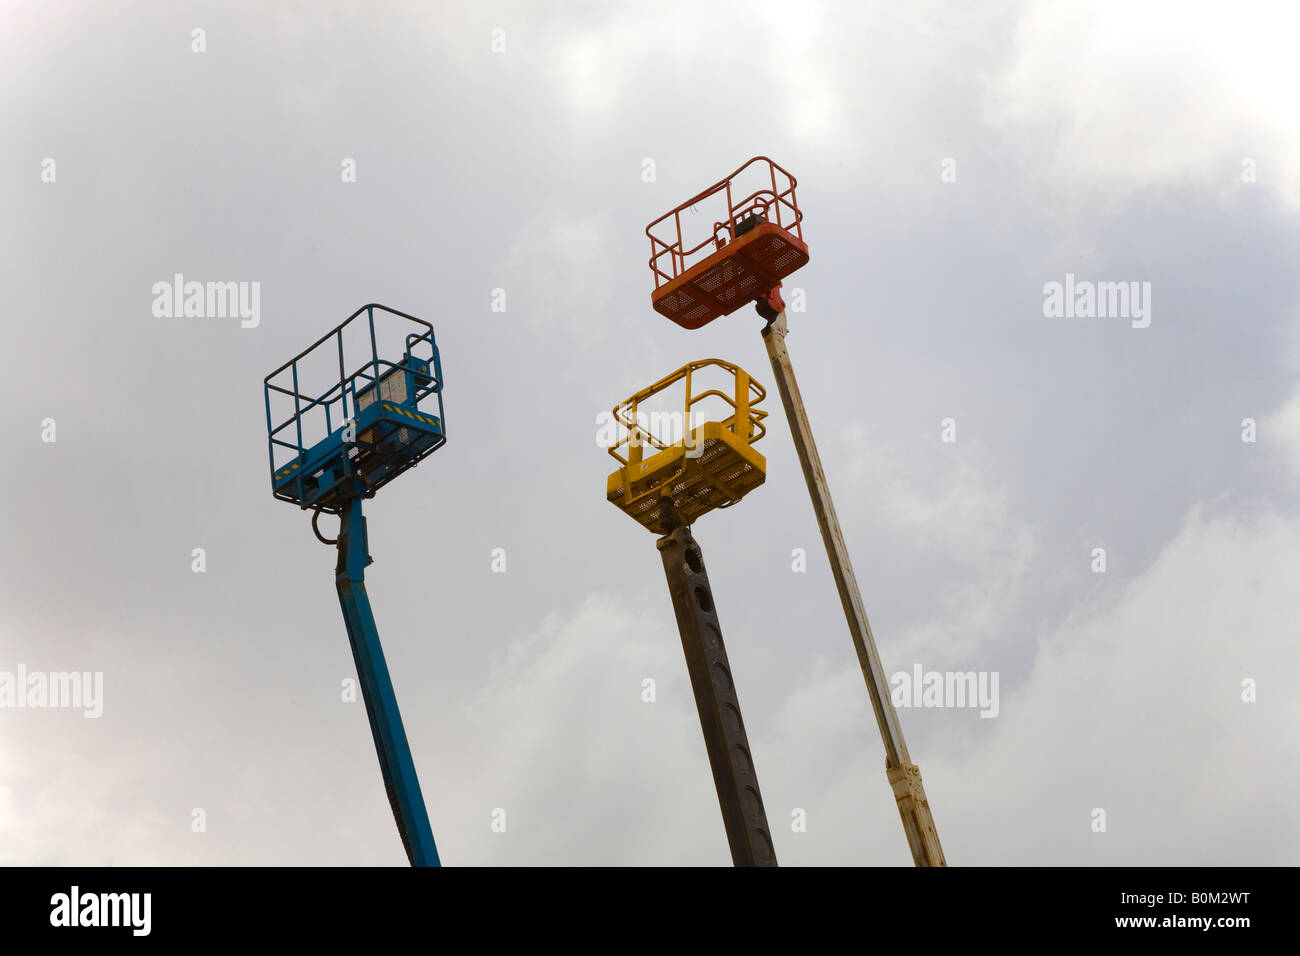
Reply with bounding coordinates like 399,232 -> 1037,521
608,358 -> 767,468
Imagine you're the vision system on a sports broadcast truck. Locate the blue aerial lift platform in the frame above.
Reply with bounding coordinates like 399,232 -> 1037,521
264,303 -> 446,866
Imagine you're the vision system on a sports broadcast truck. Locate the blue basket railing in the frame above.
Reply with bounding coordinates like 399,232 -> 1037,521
263,304 -> 446,513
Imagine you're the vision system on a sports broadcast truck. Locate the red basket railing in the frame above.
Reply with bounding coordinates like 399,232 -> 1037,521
646,156 -> 804,290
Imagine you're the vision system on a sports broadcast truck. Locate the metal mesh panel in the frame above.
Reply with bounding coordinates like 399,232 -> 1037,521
607,438 -> 764,533
357,369 -> 410,446
651,224 -> 809,328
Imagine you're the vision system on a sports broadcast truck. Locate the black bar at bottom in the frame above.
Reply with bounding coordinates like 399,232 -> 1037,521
4,866 -> 1284,940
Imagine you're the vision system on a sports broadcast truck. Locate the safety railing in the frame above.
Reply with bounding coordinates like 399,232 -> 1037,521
646,156 -> 804,290
263,304 -> 445,509
607,358 -> 767,467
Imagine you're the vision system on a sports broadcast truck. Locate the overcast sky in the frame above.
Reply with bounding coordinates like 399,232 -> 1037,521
2,0 -> 1298,866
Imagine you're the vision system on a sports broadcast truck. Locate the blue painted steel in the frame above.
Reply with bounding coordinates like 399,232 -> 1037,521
264,304 -> 447,514
335,496 -> 441,866
264,304 -> 447,866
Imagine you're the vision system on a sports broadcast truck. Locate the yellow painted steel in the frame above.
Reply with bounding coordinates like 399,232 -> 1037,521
606,358 -> 768,533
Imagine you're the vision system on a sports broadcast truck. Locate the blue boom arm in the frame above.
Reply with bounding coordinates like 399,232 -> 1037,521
335,496 -> 441,866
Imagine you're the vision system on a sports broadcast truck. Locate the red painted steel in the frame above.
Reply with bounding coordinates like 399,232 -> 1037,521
646,157 -> 809,328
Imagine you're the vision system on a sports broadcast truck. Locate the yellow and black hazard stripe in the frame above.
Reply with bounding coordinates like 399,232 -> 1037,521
382,403 -> 442,428
274,405 -> 440,482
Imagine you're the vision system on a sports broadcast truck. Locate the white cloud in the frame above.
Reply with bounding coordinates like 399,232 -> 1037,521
444,590 -> 732,865
744,499 -> 1300,865
951,502 -> 1300,863
448,432 -> 1299,864
496,207 -> 623,343
1264,384 -> 1300,479
837,421 -> 1038,665
986,0 -> 1300,208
